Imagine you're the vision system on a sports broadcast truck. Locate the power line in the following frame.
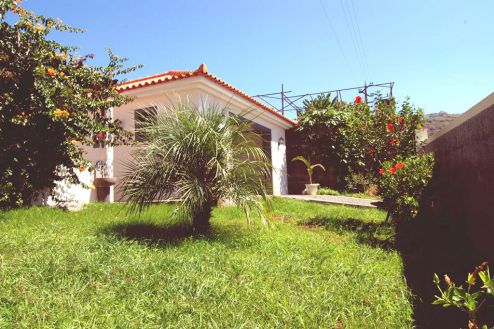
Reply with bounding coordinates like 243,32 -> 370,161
319,0 -> 356,81
339,0 -> 367,79
348,0 -> 369,77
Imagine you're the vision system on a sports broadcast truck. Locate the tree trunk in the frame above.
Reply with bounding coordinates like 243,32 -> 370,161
192,203 -> 213,234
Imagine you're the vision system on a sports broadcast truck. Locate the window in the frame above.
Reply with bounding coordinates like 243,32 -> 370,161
134,107 -> 157,142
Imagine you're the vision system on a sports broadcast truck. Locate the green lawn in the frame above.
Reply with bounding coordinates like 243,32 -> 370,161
0,199 -> 412,328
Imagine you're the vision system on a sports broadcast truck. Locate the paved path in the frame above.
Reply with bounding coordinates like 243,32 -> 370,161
277,194 -> 381,208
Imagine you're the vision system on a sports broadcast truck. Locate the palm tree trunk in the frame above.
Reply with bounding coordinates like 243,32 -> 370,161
192,203 -> 213,234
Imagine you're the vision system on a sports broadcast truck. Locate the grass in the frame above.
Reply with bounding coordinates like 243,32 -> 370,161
317,187 -> 381,200
0,199 -> 412,328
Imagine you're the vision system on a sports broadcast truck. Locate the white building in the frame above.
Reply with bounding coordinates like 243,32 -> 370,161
77,64 -> 295,203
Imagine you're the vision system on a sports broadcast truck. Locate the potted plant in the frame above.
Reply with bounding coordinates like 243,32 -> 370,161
292,156 -> 325,195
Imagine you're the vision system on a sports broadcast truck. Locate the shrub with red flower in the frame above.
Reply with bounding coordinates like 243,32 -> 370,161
96,132 -> 107,140
390,138 -> 400,146
296,89 -> 427,201
378,153 -> 434,221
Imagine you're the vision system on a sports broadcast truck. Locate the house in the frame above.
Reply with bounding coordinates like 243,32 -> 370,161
77,64 -> 295,203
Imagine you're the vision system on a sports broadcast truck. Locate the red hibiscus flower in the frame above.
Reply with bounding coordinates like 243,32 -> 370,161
354,96 -> 362,105
398,117 -> 405,127
96,132 -> 106,140
396,162 -> 404,170
378,168 -> 385,175
389,167 -> 397,174
390,138 -> 400,146
386,123 -> 394,132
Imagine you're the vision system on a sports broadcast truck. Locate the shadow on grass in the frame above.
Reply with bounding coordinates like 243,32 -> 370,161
300,216 -> 395,250
107,222 -> 195,247
103,219 -> 254,249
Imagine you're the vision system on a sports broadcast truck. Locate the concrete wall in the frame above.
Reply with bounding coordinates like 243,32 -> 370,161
402,93 -> 494,328
424,92 -> 494,259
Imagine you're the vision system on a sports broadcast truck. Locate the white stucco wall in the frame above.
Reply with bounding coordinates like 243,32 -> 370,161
84,76 -> 292,202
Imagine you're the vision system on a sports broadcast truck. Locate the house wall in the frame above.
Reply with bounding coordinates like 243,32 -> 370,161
87,76 -> 290,201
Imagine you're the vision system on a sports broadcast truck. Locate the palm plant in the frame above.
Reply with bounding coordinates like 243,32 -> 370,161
120,103 -> 271,234
292,156 -> 325,184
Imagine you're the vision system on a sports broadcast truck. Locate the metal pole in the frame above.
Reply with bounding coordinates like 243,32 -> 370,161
364,81 -> 368,104
281,83 -> 285,116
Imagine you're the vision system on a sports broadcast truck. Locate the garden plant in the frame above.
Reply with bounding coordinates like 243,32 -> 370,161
120,104 -> 271,234
378,153 -> 434,221
291,155 -> 325,195
433,262 -> 494,329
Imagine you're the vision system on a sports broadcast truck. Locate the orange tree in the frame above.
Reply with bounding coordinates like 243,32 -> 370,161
0,1 -> 139,208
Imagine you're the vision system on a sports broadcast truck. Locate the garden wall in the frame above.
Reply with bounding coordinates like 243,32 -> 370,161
404,92 -> 494,328
424,92 -> 494,260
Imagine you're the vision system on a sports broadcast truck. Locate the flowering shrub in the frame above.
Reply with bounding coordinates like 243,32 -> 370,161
378,153 -> 434,221
0,1 -> 140,208
297,93 -> 427,193
433,262 -> 494,329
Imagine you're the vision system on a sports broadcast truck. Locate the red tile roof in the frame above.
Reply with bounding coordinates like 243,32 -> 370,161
116,64 -> 296,126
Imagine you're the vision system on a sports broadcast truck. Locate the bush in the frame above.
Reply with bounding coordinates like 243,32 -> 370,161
377,153 -> 434,221
297,94 -> 426,184
0,2 -> 138,208
344,170 -> 376,194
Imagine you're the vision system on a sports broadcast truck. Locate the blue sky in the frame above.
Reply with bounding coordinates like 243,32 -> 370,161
22,0 -> 494,115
